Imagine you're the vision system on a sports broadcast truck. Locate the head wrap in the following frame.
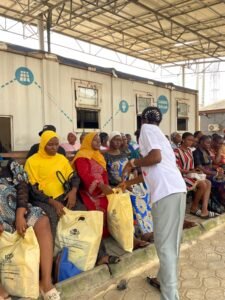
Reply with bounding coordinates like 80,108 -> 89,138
25,130 -> 72,199
141,106 -> 162,124
38,130 -> 59,159
171,132 -> 179,140
73,132 -> 106,169
109,131 -> 121,142
67,132 -> 76,138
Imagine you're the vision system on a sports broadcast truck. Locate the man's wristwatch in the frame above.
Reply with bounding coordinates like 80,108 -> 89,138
130,158 -> 136,168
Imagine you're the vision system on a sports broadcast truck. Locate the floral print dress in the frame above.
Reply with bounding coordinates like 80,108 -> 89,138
0,160 -> 44,233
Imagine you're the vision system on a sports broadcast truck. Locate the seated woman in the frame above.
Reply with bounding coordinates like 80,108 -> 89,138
73,132 -> 150,249
99,132 -> 109,151
104,131 -> 153,244
0,159 -> 59,300
120,133 -> 131,159
25,130 -> 79,240
211,134 -> 225,169
25,130 -> 114,266
194,135 -> 225,213
60,132 -> 80,153
193,135 -> 216,177
174,132 -> 217,219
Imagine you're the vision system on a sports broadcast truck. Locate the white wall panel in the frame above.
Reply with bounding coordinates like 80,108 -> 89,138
0,49 -> 198,150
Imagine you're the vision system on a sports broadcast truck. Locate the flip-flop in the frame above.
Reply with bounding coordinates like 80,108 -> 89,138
108,255 -> 120,264
146,276 -> 160,291
40,287 -> 60,300
190,209 -> 201,217
117,279 -> 127,290
97,255 -> 120,265
200,211 -> 219,219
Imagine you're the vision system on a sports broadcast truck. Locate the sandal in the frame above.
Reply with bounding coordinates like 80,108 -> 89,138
40,287 -> 60,300
146,276 -> 160,291
117,279 -> 127,291
108,255 -> 120,264
97,255 -> 120,265
190,209 -> 201,217
200,211 -> 219,219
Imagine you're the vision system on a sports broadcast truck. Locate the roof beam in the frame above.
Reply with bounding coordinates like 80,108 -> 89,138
131,0 -> 225,53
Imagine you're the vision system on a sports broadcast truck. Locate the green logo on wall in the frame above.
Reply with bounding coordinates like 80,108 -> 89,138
119,100 -> 129,113
15,67 -> 34,85
157,95 -> 169,114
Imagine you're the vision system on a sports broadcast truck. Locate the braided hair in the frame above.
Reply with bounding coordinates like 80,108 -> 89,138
141,106 -> 162,125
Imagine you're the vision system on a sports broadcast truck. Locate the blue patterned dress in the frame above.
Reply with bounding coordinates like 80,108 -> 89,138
0,160 -> 44,233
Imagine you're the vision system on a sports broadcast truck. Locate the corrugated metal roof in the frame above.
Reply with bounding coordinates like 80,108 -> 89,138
1,0 -> 225,65
199,99 -> 225,113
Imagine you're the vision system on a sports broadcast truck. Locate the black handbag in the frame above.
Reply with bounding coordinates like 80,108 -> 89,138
56,171 -> 75,194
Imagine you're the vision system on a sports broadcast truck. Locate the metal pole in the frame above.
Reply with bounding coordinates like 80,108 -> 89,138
47,10 -> 52,53
182,65 -> 185,87
37,14 -> 44,51
202,62 -> 205,107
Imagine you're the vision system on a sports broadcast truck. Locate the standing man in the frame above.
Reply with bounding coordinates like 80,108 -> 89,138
122,106 -> 186,300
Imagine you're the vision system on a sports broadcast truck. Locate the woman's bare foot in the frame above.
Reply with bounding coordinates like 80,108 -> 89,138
133,237 -> 150,250
39,281 -> 54,294
141,232 -> 154,243
183,220 -> 197,229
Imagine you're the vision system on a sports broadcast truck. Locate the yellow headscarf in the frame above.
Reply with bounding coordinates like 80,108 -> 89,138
73,132 -> 106,169
25,130 -> 74,199
38,130 -> 59,158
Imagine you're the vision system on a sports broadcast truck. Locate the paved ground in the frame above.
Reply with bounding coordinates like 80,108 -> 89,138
92,223 -> 225,300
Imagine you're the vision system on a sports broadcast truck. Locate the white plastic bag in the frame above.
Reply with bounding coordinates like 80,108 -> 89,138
107,189 -> 134,252
0,227 -> 40,298
55,208 -> 103,271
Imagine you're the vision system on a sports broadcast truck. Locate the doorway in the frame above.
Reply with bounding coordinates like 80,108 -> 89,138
0,116 -> 12,152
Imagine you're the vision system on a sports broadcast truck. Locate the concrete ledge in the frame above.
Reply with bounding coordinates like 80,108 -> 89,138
56,214 -> 225,298
56,264 -> 110,299
109,246 -> 157,278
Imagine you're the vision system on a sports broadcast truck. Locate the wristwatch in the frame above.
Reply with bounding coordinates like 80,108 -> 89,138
130,158 -> 136,168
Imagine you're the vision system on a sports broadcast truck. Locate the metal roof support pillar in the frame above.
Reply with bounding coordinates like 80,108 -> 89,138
182,65 -> 185,87
38,14 -> 44,51
202,62 -> 205,107
47,9 -> 52,53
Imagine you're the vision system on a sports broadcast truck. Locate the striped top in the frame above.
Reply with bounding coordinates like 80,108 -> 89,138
174,147 -> 197,191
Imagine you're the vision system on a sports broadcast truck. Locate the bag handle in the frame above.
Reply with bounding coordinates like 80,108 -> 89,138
112,188 -> 124,194
56,170 -> 67,186
56,171 -> 74,193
